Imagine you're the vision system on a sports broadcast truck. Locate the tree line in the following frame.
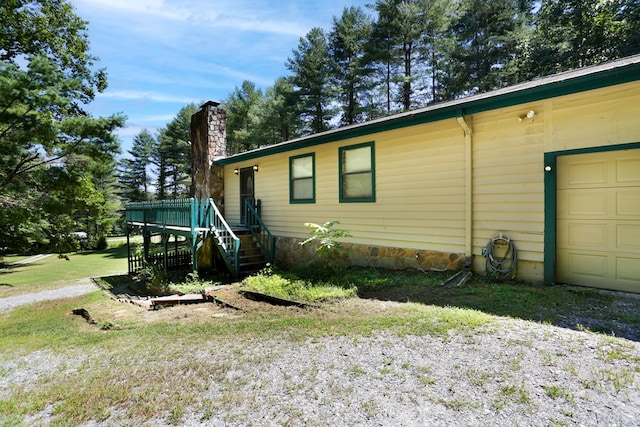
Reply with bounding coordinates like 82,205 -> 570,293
220,0 -> 640,155
2,0 -> 638,254
121,0 -> 640,205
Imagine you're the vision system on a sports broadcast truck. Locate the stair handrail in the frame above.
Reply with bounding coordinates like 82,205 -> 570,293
243,199 -> 275,263
198,198 -> 241,277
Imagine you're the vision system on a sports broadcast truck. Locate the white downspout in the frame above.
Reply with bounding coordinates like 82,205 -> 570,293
456,111 -> 473,267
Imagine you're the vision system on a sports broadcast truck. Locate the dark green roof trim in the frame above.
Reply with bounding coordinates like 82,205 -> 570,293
218,56 -> 640,166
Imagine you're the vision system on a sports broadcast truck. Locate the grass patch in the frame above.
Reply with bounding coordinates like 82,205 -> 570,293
352,268 -> 640,341
242,268 -> 357,302
0,246 -> 128,289
544,385 -> 573,401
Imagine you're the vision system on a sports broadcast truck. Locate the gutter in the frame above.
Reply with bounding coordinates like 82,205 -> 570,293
456,109 -> 473,267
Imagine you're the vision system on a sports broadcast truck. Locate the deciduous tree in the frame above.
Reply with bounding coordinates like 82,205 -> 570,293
0,0 -> 124,252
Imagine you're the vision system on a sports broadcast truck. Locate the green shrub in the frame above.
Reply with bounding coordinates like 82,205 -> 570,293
300,221 -> 352,273
168,271 -> 223,295
134,264 -> 171,296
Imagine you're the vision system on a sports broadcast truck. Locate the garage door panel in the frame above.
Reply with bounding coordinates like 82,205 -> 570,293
564,160 -> 608,187
617,189 -> 640,215
557,220 -> 607,249
617,224 -> 640,252
618,257 -> 640,282
557,148 -> 640,292
558,189 -> 609,217
616,157 -> 640,183
559,252 -> 608,279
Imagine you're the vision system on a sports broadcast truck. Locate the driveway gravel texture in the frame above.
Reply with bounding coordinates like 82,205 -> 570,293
1,282 -> 639,426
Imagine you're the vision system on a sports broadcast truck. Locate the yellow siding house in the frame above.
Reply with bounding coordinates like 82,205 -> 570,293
209,55 -> 640,293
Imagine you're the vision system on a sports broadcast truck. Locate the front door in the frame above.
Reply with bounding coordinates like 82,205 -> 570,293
239,168 -> 255,225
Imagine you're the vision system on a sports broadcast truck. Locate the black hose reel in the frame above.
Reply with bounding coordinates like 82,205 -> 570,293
483,232 -> 518,281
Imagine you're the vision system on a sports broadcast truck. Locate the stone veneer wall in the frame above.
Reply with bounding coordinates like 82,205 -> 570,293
191,101 -> 227,270
275,236 -> 465,272
190,101 -> 226,210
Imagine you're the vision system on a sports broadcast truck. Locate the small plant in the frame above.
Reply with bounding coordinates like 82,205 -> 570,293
544,385 -> 573,401
135,263 -> 171,296
300,221 -> 352,272
168,271 -> 220,295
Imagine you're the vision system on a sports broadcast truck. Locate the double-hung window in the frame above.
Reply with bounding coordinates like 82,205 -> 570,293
339,142 -> 375,202
289,153 -> 315,203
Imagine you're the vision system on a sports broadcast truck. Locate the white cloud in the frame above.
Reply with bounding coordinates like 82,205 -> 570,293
98,90 -> 199,104
74,0 -> 189,21
76,0 -> 308,37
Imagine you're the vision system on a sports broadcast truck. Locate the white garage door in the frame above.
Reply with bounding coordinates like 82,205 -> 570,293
557,148 -> 640,292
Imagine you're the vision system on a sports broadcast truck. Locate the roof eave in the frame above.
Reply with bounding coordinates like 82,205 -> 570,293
217,55 -> 640,166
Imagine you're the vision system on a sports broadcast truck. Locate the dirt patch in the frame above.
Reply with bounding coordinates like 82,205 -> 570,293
88,282 -> 314,326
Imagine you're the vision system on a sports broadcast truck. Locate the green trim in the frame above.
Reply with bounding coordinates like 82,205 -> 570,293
543,153 -> 557,284
339,142 -> 376,203
543,141 -> 640,284
217,59 -> 640,166
289,153 -> 316,204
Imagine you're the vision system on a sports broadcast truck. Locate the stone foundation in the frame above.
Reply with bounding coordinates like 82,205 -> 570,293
275,236 -> 465,272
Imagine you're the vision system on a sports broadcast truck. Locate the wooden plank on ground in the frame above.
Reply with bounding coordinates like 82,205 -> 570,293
150,294 -> 205,307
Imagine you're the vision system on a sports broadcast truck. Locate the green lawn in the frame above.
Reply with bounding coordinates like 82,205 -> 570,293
0,244 -> 128,289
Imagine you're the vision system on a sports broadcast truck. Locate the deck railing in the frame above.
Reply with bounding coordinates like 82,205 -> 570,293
244,199 -> 275,264
125,198 -> 242,276
125,199 -> 192,229
201,198 -> 241,276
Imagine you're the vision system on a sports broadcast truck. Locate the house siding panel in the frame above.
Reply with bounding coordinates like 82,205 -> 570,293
216,66 -> 640,286
224,121 -> 466,255
549,83 -> 640,152
471,104 -> 545,280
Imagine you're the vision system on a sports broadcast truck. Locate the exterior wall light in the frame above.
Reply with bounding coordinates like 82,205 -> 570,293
233,168 -> 239,175
252,165 -> 259,172
518,110 -> 536,122
544,165 -> 552,172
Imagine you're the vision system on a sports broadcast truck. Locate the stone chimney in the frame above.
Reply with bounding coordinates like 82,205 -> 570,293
190,101 -> 226,210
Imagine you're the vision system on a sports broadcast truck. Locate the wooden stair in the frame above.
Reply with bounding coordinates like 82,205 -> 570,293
235,229 -> 268,275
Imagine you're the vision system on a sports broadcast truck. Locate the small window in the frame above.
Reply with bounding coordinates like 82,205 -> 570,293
290,153 -> 315,203
339,142 -> 375,202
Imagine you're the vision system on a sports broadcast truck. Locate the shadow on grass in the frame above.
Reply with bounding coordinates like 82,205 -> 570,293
0,261 -> 48,277
74,245 -> 130,260
95,274 -> 146,296
349,268 -> 640,342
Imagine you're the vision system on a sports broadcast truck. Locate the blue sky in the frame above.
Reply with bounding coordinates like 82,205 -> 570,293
71,0 -> 371,155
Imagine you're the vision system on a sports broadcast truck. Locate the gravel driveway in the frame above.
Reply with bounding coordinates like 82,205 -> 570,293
167,320 -> 639,427
0,278 -> 97,313
1,282 -> 638,426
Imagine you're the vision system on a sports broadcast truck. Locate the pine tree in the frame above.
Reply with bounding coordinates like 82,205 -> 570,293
529,0 -> 633,76
156,104 -> 197,199
369,0 -> 427,112
329,6 -> 375,125
223,81 -> 264,155
287,27 -> 335,134
445,0 -> 531,97
255,77 -> 301,145
415,0 -> 456,104
117,129 -> 155,202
